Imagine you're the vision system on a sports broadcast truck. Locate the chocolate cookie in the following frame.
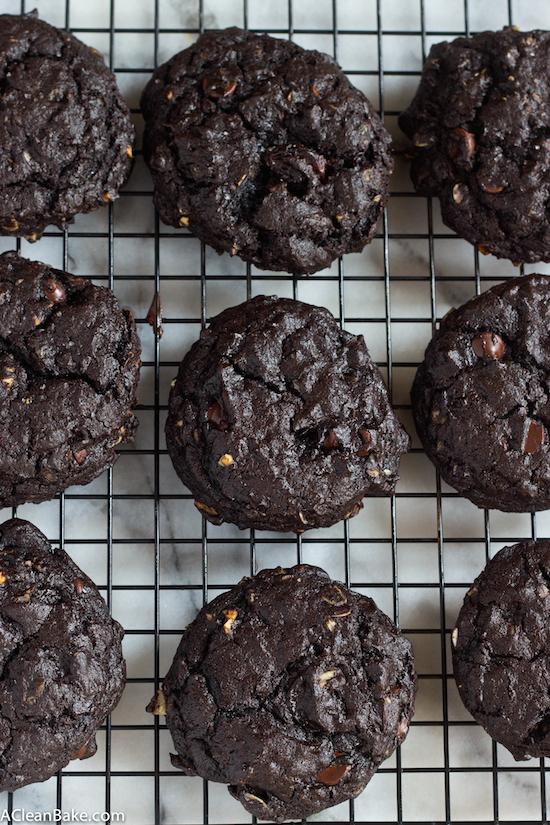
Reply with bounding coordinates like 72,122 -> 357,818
0,518 -> 125,791
159,564 -> 416,822
453,539 -> 550,759
0,252 -> 140,507
0,12 -> 134,237
412,274 -> 550,512
399,28 -> 550,262
166,295 -> 409,532
141,27 -> 392,275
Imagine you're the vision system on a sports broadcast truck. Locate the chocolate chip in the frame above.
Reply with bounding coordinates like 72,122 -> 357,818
266,146 -> 326,195
266,148 -> 308,192
207,400 -> 228,431
524,420 -> 545,454
322,429 -> 339,450
316,764 -> 350,785
202,69 -> 237,99
44,278 -> 66,304
472,331 -> 506,360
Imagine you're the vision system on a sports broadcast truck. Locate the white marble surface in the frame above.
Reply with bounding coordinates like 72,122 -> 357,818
0,0 -> 549,822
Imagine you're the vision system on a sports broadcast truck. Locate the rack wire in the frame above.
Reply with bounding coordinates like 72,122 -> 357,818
1,0 -> 549,822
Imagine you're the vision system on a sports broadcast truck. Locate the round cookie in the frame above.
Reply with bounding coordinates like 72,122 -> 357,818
166,295 -> 409,532
453,540 -> 550,759
141,27 -> 392,275
160,564 -> 416,822
412,274 -> 550,512
0,12 -> 134,237
0,518 -> 125,791
399,27 -> 550,263
0,251 -> 141,507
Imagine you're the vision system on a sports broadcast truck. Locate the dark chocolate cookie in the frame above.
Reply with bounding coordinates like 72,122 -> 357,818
0,518 -> 125,791
141,27 -> 392,275
0,12 -> 134,237
166,295 -> 409,532
453,539 -> 550,760
412,274 -> 550,512
399,28 -> 550,262
159,564 -> 416,822
0,251 -> 141,506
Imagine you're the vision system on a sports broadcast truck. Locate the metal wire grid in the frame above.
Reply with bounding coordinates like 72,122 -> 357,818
0,0 -> 548,822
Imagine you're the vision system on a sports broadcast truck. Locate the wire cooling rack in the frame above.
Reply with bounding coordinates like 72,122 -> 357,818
2,0 -> 550,823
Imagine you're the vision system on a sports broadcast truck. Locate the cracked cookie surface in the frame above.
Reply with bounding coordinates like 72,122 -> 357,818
0,12 -> 134,237
141,27 -> 392,275
162,564 -> 416,822
0,251 -> 141,507
165,295 -> 409,532
453,540 -> 550,759
400,27 -> 550,263
412,274 -> 550,512
0,518 -> 125,791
